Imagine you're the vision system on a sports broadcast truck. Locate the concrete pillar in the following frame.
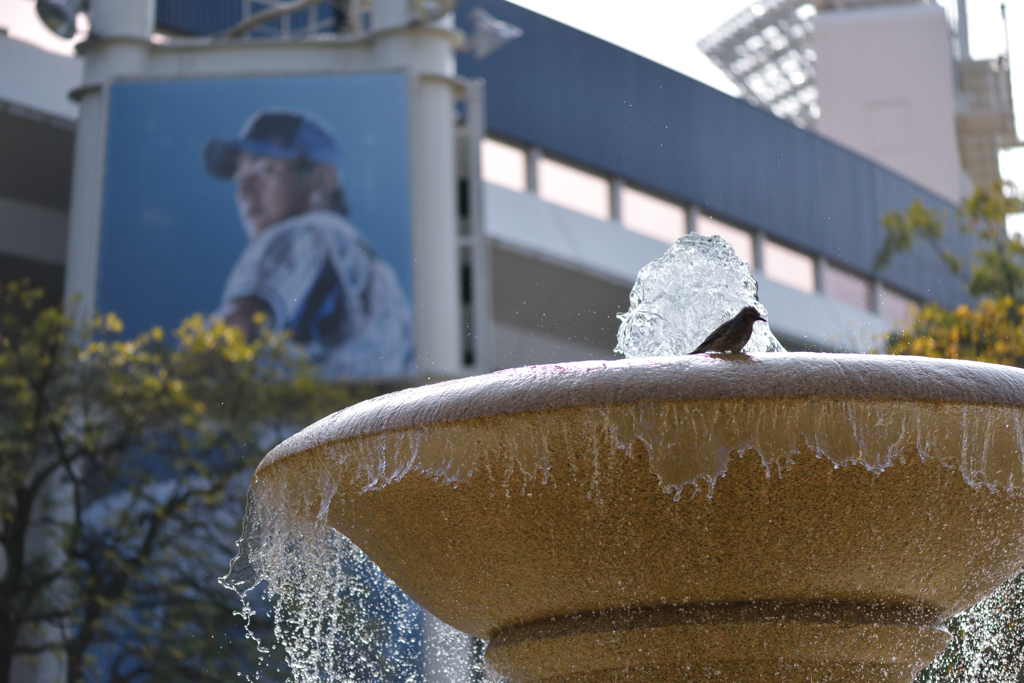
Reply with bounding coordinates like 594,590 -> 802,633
62,91 -> 107,318
412,78 -> 460,376
753,230 -> 767,272
610,177 -> 624,223
63,0 -> 154,317
89,0 -> 155,39
526,146 -> 541,193
815,254 -> 828,295
870,278 -> 884,314
462,78 -> 494,373
685,205 -> 698,234
371,20 -> 462,378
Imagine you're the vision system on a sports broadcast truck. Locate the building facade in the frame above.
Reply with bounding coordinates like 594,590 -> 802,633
0,31 -> 81,308
701,0 -> 1020,205
64,0 -> 973,367
3,0 -> 976,365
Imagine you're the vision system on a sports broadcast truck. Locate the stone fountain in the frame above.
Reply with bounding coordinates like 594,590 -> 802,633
243,354 -> 1024,681
231,237 -> 1024,681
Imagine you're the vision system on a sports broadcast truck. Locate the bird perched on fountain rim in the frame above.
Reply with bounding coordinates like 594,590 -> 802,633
689,306 -> 767,355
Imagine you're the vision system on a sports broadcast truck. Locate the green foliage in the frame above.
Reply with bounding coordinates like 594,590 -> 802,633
0,280 -> 367,683
876,184 -> 1024,682
880,181 -> 1024,367
886,297 -> 1024,367
874,198 -> 961,274
875,182 -> 1024,302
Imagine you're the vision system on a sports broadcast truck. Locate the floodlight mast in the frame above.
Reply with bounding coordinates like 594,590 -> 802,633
36,0 -> 86,39
698,0 -> 820,129
465,8 -> 523,60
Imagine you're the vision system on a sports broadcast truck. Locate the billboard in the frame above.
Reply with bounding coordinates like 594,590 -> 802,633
98,72 -> 414,380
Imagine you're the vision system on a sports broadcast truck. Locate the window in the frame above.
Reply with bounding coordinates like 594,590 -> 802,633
763,240 -> 815,293
695,214 -> 754,268
881,287 -> 916,324
620,187 -> 686,244
537,156 -> 611,221
825,264 -> 870,310
480,137 -> 527,192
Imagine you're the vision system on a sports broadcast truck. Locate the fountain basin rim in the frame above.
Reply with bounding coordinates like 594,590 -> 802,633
257,353 -> 1024,478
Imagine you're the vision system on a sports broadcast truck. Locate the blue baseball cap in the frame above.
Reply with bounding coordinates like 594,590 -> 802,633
204,110 -> 337,179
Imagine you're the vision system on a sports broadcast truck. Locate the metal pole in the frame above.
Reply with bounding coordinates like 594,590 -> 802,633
957,0 -> 969,61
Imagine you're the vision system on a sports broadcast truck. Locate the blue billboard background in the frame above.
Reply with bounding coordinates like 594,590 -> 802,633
99,72 -> 412,344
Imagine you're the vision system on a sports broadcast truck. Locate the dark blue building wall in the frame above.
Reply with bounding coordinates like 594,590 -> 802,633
157,0 -> 240,35
154,0 -> 972,306
455,0 -> 972,307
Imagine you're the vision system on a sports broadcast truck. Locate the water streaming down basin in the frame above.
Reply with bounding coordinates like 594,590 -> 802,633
225,236 -> 1024,682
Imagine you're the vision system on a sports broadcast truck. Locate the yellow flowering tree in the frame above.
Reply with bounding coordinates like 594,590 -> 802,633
0,281 -> 366,683
876,185 -> 1024,682
879,181 -> 1024,366
888,296 -> 1024,366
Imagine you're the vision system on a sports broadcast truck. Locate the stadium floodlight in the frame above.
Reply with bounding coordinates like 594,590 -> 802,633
466,8 -> 523,60
36,0 -> 85,38
699,0 -> 820,128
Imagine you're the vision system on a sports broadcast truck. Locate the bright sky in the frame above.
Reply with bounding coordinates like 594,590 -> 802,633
0,0 -> 1022,229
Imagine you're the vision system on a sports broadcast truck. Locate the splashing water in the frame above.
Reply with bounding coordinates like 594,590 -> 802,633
222,487 -> 427,683
248,394 -> 1024,505
225,390 -> 1024,680
224,232 -> 1024,682
615,233 -> 786,357
916,569 -> 1024,682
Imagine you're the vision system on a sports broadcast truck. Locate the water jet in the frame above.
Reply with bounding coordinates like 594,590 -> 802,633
236,352 -> 1024,682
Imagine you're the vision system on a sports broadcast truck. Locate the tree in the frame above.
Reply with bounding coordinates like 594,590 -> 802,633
876,181 -> 1024,304
878,181 -> 1024,366
0,280 -> 367,683
886,295 -> 1024,366
873,183 -> 1024,681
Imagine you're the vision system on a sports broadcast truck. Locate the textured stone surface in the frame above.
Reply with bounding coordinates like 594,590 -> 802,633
252,355 -> 1024,682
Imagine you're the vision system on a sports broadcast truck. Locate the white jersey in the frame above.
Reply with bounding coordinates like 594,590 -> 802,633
219,209 -> 415,379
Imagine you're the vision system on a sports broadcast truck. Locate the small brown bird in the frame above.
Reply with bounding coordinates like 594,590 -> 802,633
689,306 -> 767,355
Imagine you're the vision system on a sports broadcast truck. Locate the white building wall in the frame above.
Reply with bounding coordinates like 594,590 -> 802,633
483,183 -> 893,361
0,34 -> 82,120
814,4 -> 963,202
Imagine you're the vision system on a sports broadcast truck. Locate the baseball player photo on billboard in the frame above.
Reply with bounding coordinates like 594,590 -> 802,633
98,73 -> 415,380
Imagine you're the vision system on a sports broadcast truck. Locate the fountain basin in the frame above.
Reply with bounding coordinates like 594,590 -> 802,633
252,354 -> 1024,681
